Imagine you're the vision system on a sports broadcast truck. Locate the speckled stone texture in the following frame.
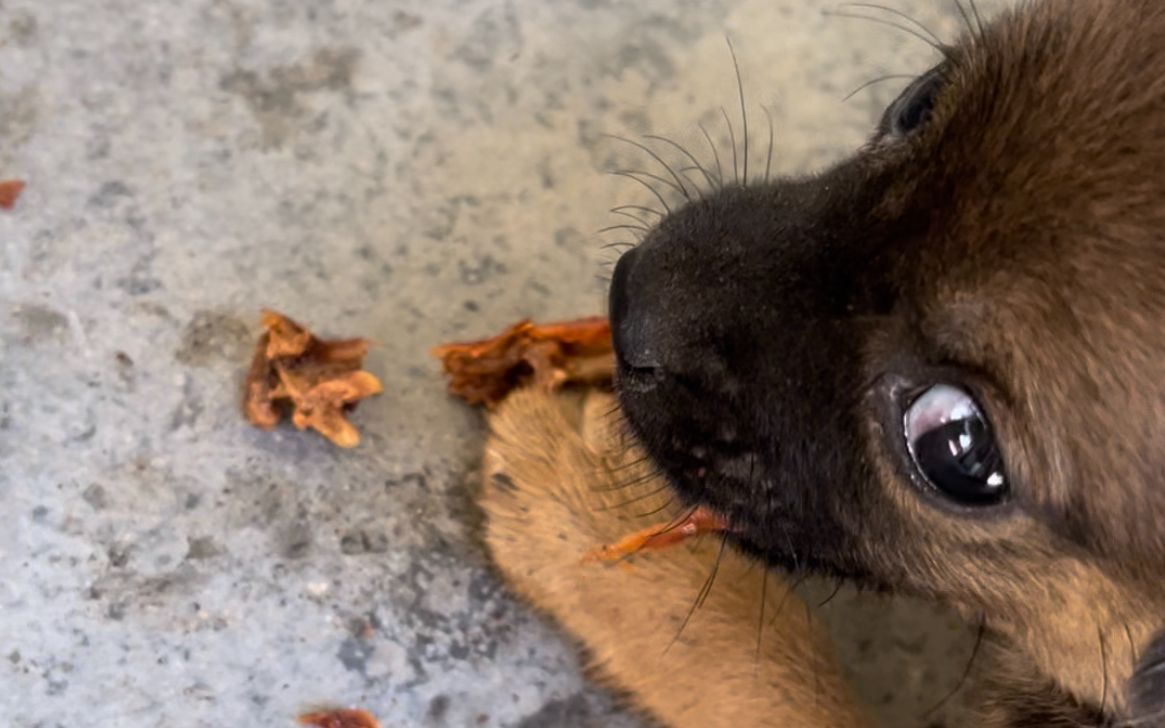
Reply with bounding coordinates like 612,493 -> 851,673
1,1 -> 1010,726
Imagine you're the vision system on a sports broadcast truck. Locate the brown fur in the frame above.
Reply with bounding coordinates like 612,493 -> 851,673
476,1 -> 1165,726
479,388 -> 868,727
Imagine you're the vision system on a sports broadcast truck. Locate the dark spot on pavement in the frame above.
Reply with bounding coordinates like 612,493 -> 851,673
220,47 -> 360,148
451,5 -> 523,72
279,524 -> 313,560
386,473 -> 428,491
0,88 -> 38,149
82,484 -> 108,510
458,255 -> 507,285
340,528 -> 389,555
186,536 -> 223,561
87,181 -> 132,209
337,636 -> 374,675
516,693 -> 607,727
174,310 -> 252,367
428,693 -> 450,720
8,12 -> 38,47
9,303 -> 67,345
107,545 -> 130,568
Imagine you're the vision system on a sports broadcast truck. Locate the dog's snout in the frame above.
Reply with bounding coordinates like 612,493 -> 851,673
609,247 -> 663,373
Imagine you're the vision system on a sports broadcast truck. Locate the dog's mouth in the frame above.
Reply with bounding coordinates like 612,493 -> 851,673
606,214 -> 882,583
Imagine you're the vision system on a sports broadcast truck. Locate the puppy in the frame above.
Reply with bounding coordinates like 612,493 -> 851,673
477,1 -> 1165,725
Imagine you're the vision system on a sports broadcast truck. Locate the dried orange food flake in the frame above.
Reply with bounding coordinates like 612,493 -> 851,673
298,708 -> 382,728
242,310 -> 382,448
431,316 -> 613,406
0,179 -> 25,210
583,507 -> 728,563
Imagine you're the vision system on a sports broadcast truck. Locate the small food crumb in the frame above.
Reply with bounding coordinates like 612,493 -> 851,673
582,507 -> 728,563
304,581 -> 330,597
297,708 -> 382,728
431,316 -> 612,407
0,179 -> 25,210
242,310 -> 382,448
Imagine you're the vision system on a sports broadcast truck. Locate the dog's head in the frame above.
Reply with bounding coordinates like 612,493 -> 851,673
609,0 -> 1165,718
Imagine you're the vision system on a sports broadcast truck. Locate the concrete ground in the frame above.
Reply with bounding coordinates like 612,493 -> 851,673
1,1 -> 1010,726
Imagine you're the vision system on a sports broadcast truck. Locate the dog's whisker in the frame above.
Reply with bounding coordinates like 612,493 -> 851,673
817,580 -> 844,608
635,496 -> 674,519
610,170 -> 673,215
952,0 -> 978,42
602,403 -> 627,425
652,504 -> 702,539
618,503 -> 710,565
665,534 -> 730,654
769,573 -> 811,626
612,169 -> 687,197
611,203 -> 665,218
721,107 -> 740,186
825,10 -> 954,62
605,134 -> 695,202
698,122 -> 726,189
808,601 -> 820,709
594,465 -> 660,492
644,134 -> 718,193
600,454 -> 653,474
608,208 -> 653,227
967,0 -> 987,41
726,36 -> 749,186
608,503 -> 703,567
600,400 -> 623,420
593,467 -> 664,493
843,73 -> 916,102
597,223 -> 649,236
676,166 -> 711,190
1099,624 -> 1110,717
839,3 -> 945,47
600,242 -> 636,252
755,568 -> 769,675
595,483 -> 671,512
1125,620 -> 1139,669
923,613 -> 985,717
762,105 -> 775,183
783,531 -> 801,573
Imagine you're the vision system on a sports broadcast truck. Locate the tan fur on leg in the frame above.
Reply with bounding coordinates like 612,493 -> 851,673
478,388 -> 870,727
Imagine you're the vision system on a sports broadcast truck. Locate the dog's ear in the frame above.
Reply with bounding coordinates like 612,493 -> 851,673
1128,631 -> 1165,725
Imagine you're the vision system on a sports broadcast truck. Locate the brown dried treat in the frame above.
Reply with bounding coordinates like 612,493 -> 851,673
432,316 -> 613,406
0,180 -> 25,210
242,309 -> 382,448
582,507 -> 728,564
297,708 -> 382,728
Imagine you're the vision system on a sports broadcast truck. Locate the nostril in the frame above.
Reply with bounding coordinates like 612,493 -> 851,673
608,247 -> 638,328
608,248 -> 663,372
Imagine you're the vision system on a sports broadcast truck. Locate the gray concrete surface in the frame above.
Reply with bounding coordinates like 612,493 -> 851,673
0,1 -> 1009,726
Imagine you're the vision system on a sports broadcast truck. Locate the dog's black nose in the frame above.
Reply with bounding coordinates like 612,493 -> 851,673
609,247 -> 661,372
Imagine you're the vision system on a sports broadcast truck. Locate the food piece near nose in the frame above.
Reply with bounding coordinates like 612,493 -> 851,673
432,316 -> 613,406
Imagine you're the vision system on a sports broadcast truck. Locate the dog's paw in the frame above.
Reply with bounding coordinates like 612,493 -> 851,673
476,387 -> 869,728
478,387 -> 654,603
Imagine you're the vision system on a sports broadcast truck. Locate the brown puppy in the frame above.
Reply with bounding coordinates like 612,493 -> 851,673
477,1 -> 1165,726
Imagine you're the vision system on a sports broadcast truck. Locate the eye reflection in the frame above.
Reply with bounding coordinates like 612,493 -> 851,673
903,384 -> 1007,506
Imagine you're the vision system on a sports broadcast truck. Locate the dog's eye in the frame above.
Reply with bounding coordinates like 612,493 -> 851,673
883,67 -> 945,136
903,384 -> 1007,505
